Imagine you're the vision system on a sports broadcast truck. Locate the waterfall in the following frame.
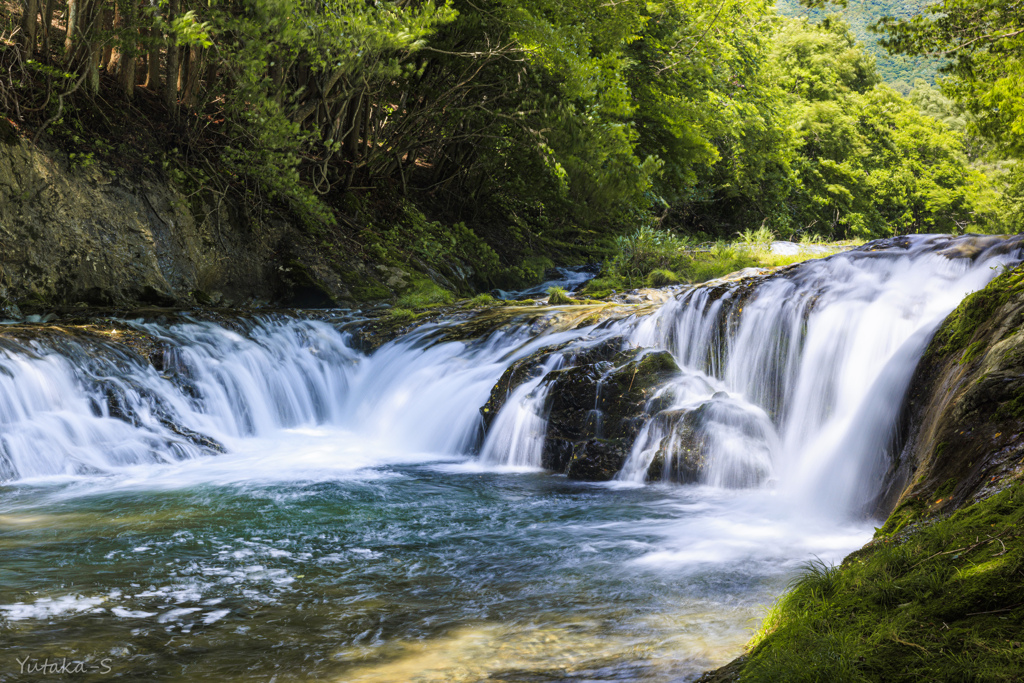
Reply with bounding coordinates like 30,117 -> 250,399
0,235 -> 1019,520
610,234 -> 1022,512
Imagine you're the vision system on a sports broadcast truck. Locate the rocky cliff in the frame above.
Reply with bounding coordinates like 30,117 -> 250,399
0,134 -> 384,313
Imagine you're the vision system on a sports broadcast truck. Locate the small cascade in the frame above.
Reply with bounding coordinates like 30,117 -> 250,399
0,337 -> 207,480
478,354 -> 565,467
0,234 -> 1019,522
143,318 -> 363,438
610,234 -> 1023,513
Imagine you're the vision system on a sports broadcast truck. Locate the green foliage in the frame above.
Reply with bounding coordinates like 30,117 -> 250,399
5,0 -> 1003,282
679,242 -> 760,283
582,226 -> 846,296
774,18 -> 981,238
738,226 -> 776,247
68,151 -> 95,169
876,0 -> 1024,160
465,293 -> 496,307
360,203 -> 513,289
579,276 -> 625,299
775,0 -> 942,90
387,307 -> 417,321
519,256 -> 556,283
647,269 -> 681,287
742,482 -> 1024,682
611,225 -> 692,285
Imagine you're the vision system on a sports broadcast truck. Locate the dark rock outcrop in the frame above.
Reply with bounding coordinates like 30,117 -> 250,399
0,138 -> 468,311
544,349 -> 679,480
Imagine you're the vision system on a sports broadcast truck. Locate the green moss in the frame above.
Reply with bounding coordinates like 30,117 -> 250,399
933,264 -> 1024,356
960,340 -> 988,364
647,269 -> 681,287
874,497 -> 927,538
338,268 -> 391,302
994,391 -> 1024,422
580,275 -> 626,299
547,286 -> 574,305
464,293 -> 496,307
520,255 -> 556,282
934,475 -> 957,501
396,278 -> 455,308
350,281 -> 391,301
388,307 -> 416,321
741,482 -> 1024,683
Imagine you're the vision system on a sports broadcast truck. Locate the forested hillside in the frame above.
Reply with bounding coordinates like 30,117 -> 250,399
775,0 -> 941,92
0,0 -> 1011,302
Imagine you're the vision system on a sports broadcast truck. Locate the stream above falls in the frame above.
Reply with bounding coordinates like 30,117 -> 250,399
0,234 -> 1021,681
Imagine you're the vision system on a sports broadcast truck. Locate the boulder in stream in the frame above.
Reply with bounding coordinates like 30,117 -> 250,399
543,348 -> 680,479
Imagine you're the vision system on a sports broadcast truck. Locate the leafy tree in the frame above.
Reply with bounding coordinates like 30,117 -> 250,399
776,18 -> 978,237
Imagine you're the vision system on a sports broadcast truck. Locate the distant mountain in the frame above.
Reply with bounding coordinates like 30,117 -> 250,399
774,0 -> 943,93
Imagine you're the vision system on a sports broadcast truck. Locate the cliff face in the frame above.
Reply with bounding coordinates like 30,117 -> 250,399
0,135 -> 360,311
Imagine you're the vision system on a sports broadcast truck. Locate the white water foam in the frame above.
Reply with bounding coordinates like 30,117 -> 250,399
0,235 -> 1019,524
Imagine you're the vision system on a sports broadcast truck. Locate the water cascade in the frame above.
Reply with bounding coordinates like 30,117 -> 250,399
0,234 -> 1020,681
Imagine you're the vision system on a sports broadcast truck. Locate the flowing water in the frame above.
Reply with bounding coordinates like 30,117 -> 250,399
0,235 -> 1019,681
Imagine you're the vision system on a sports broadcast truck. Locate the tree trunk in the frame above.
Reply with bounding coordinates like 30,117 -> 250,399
177,42 -> 189,93
181,46 -> 204,109
107,1 -> 122,71
146,26 -> 161,91
101,4 -> 114,69
20,0 -> 39,60
345,91 -> 363,161
65,0 -> 78,52
41,0 -> 55,58
163,0 -> 179,112
115,31 -> 138,98
65,0 -> 102,92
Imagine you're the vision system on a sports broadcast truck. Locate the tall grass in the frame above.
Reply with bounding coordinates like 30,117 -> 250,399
582,225 -> 851,297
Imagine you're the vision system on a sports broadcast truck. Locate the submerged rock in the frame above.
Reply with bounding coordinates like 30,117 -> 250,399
564,439 -> 633,480
644,397 -> 774,487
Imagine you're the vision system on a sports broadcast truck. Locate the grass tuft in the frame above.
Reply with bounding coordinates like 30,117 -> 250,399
547,286 -> 574,305
396,278 -> 455,308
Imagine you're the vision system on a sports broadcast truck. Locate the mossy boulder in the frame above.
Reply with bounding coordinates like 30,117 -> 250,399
480,337 -> 624,431
543,348 -> 680,480
878,259 -> 1024,519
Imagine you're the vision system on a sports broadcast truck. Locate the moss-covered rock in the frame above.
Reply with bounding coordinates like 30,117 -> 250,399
543,348 -> 680,481
878,260 -> 1024,518
716,482 -> 1024,683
